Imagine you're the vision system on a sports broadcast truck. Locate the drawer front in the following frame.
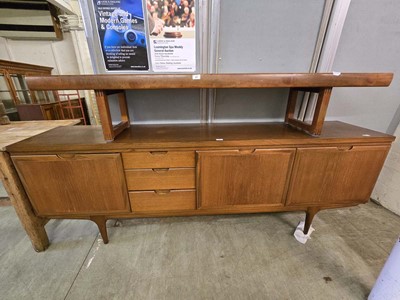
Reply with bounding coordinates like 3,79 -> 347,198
122,151 -> 195,169
125,168 -> 195,190
129,190 -> 196,212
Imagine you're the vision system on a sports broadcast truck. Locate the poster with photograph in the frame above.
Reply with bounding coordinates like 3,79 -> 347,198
146,0 -> 196,72
93,0 -> 149,71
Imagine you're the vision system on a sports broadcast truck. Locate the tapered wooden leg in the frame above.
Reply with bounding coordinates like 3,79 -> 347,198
90,216 -> 109,244
0,152 -> 49,252
304,207 -> 319,235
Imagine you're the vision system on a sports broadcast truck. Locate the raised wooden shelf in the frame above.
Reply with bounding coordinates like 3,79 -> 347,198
25,73 -> 393,140
25,73 -> 393,90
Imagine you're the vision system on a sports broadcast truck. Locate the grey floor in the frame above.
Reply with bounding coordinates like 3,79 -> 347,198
0,201 -> 399,300
0,180 -> 7,198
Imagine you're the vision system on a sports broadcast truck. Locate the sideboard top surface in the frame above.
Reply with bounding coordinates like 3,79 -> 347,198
25,73 -> 393,91
6,121 -> 395,154
0,120 -> 80,151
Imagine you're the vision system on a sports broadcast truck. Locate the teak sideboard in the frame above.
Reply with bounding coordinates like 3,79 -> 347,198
6,73 -> 396,251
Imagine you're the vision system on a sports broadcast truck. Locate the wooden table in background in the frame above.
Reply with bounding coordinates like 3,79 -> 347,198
0,120 -> 80,251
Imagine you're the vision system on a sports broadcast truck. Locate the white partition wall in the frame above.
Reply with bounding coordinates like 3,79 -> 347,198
373,125 -> 400,215
0,33 -> 79,75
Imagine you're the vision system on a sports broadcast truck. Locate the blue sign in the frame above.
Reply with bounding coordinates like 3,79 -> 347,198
93,0 -> 149,71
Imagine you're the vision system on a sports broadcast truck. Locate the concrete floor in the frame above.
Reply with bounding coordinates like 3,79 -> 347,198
0,201 -> 399,300
0,180 -> 7,198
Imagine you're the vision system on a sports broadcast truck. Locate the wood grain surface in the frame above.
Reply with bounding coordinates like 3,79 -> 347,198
0,152 -> 49,251
197,149 -> 295,209
125,168 -> 195,191
12,154 -> 130,216
129,190 -> 196,212
286,145 -> 391,205
25,73 -> 393,90
122,151 -> 195,169
6,122 -> 395,154
0,120 -> 80,151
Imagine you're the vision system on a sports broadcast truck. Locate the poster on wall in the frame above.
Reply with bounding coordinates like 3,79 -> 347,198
93,0 -> 149,71
146,0 -> 196,72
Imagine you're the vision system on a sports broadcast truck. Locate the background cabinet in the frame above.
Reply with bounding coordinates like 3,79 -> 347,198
0,59 -> 53,120
0,60 -> 90,124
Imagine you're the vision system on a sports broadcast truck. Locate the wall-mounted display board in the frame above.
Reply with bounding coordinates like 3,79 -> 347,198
81,0 -> 198,73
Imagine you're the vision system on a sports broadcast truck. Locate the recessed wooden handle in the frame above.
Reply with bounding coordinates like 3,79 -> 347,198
337,146 -> 353,151
150,151 -> 168,155
56,154 -> 76,159
155,190 -> 171,195
152,168 -> 169,173
238,149 -> 256,154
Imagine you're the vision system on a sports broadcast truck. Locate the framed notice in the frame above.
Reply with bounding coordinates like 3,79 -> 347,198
146,0 -> 197,72
93,0 -> 149,71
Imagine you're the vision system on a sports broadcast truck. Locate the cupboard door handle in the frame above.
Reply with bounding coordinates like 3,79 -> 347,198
150,151 -> 168,155
155,190 -> 171,195
238,149 -> 256,154
337,146 -> 353,151
152,168 -> 169,173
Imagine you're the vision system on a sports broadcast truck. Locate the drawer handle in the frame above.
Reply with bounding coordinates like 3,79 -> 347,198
155,190 -> 171,195
152,168 -> 169,173
150,151 -> 168,155
337,146 -> 353,151
56,154 -> 76,159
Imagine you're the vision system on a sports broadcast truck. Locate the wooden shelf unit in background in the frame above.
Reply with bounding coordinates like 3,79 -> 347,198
0,60 -> 53,120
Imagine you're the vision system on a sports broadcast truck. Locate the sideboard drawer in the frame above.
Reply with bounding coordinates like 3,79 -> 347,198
129,190 -> 196,212
122,151 -> 195,169
125,168 -> 195,190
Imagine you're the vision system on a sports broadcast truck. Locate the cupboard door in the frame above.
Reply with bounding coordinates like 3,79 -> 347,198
12,154 -> 130,216
197,149 -> 295,209
286,145 -> 390,206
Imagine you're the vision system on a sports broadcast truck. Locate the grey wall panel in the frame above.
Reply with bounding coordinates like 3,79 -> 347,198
217,0 -> 325,73
328,0 -> 400,134
214,0 -> 324,122
214,88 -> 288,122
109,90 -> 201,124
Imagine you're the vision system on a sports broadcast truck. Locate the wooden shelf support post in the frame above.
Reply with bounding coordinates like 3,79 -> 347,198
285,87 -> 332,136
95,90 -> 130,141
